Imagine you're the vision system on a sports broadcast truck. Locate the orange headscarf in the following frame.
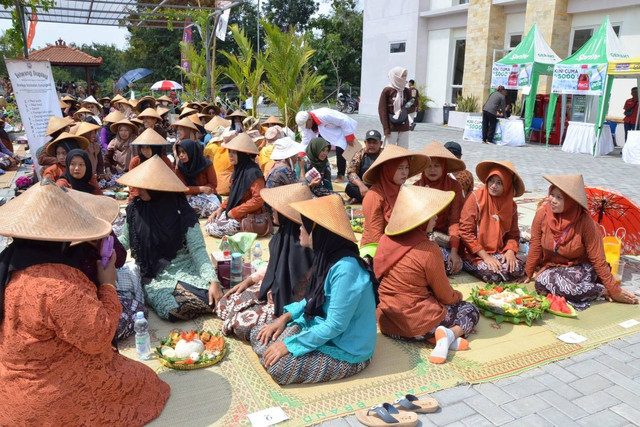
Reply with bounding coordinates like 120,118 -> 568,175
369,157 -> 407,222
416,158 -> 458,233
545,185 -> 584,246
476,165 -> 515,253
374,229 -> 427,279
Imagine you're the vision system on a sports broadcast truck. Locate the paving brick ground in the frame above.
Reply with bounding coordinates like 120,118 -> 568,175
322,114 -> 640,427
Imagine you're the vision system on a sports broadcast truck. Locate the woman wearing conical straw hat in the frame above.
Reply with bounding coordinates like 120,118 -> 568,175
360,144 -> 430,246
117,155 -> 223,320
519,175 -> 638,308
101,109 -> 125,153
0,181 -> 170,425
42,132 -> 89,182
266,136 -> 305,187
56,149 -> 102,195
251,194 -> 377,385
137,107 -> 167,138
374,186 -> 480,364
104,119 -> 138,176
127,128 -> 173,200
175,138 -> 221,218
37,116 -> 75,173
217,183 -> 314,340
415,142 -> 467,275
459,160 -> 526,283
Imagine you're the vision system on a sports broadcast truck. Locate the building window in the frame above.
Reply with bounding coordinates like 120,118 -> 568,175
458,0 -> 469,4
451,39 -> 466,103
389,42 -> 406,54
509,34 -> 522,50
571,25 -> 620,54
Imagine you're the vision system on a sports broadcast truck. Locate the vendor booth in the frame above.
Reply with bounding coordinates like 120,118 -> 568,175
490,23 -> 561,137
607,56 -> 640,164
545,17 -> 630,156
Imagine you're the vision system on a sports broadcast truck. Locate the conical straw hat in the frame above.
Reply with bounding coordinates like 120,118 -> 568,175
0,180 -> 111,242
73,107 -> 93,119
131,118 -> 143,126
137,107 -> 162,120
45,116 -> 75,136
179,107 -> 197,118
385,186 -> 456,236
476,160 -> 525,197
205,115 -> 231,132
188,113 -> 205,128
156,107 -> 170,116
117,155 -> 187,192
111,94 -> 125,104
109,119 -> 139,135
139,95 -> 156,108
114,98 -> 134,108
69,124 -> 79,135
226,109 -> 248,119
221,133 -> 260,155
99,96 -> 111,103
362,144 -> 430,185
260,183 -> 313,225
103,110 -> 125,124
74,121 -> 101,138
157,95 -> 172,103
46,132 -> 89,156
186,102 -> 202,111
131,128 -> 170,146
66,188 -> 120,223
263,115 -> 284,126
418,141 -> 466,173
81,96 -> 102,109
61,95 -> 78,103
543,174 -> 588,210
59,99 -> 69,109
170,116 -> 199,132
289,194 -> 356,242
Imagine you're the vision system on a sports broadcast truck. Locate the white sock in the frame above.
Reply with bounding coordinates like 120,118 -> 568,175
429,326 -> 454,363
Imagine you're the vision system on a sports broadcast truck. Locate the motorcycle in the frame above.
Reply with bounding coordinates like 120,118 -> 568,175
337,92 -> 358,114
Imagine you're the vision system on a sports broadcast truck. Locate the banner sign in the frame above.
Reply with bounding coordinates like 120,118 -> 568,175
551,63 -> 606,95
180,19 -> 192,72
462,115 -> 501,143
6,59 -> 61,175
608,61 -> 640,76
216,1 -> 232,41
491,63 -> 532,89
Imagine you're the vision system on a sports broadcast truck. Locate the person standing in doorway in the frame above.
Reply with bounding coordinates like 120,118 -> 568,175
378,67 -> 416,149
408,79 -> 420,131
482,86 -> 506,144
623,87 -> 638,144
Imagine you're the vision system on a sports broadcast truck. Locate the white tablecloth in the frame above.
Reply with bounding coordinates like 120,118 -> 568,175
496,118 -> 525,147
562,121 -> 614,156
622,131 -> 640,165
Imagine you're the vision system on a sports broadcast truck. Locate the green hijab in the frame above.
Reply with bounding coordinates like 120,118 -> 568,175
306,137 -> 330,172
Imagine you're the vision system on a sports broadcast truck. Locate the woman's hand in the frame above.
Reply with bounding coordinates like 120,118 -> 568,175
482,255 -> 503,274
200,186 -> 213,195
309,176 -> 321,187
448,249 -> 463,274
609,289 -> 638,305
208,281 -> 223,307
262,341 -> 289,367
503,250 -> 518,273
267,290 -> 274,305
257,316 -> 288,345
207,207 -> 223,223
516,275 -> 531,284
96,252 -> 117,286
223,276 -> 253,298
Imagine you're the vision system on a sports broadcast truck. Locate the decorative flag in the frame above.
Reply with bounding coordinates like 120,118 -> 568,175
216,1 -> 231,41
26,7 -> 37,50
180,19 -> 192,72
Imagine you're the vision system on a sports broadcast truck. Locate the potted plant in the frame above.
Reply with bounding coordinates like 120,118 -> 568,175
415,85 -> 433,123
448,94 -> 480,129
510,98 -> 523,119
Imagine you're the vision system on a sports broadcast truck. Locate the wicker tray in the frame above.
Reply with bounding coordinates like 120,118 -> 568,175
156,345 -> 226,370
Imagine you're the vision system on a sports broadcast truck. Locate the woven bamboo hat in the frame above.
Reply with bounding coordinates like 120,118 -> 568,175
419,141 -> 466,173
131,128 -> 170,146
197,112 -> 212,123
73,107 -> 93,120
227,109 -> 248,119
170,116 -> 199,132
99,96 -> 111,104
205,115 -> 231,132
109,119 -> 139,135
66,188 -> 120,223
157,95 -> 172,103
114,98 -> 134,108
61,95 -> 79,105
131,117 -> 144,126
187,113 -> 206,129
45,116 -> 75,136
476,160 -> 525,197
262,115 -> 285,126
260,183 -> 313,225
362,144 -> 430,185
179,107 -> 197,119
138,107 -> 162,121
81,96 -> 102,109
289,194 -> 356,242
221,133 -> 260,155
186,101 -> 202,111
111,94 -> 125,104
543,174 -> 588,210
59,99 -> 69,109
138,95 -> 156,108
103,110 -> 125,124
156,107 -> 170,117
246,129 -> 265,145
0,180 -> 111,242
74,121 -> 101,138
208,126 -> 226,143
385,186 -> 456,236
46,132 -> 89,156
117,155 -> 188,192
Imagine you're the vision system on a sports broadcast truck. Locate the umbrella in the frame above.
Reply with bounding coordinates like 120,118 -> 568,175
585,187 -> 640,255
116,68 -> 152,90
219,84 -> 237,93
150,80 -> 183,91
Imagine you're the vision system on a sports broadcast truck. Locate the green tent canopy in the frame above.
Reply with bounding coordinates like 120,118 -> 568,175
491,23 -> 561,133
545,16 -> 630,154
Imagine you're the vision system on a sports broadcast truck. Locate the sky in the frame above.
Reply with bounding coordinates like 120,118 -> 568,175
0,0 -> 346,51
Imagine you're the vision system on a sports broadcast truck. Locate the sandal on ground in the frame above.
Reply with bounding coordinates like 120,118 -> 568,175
355,403 -> 417,426
393,394 -> 439,413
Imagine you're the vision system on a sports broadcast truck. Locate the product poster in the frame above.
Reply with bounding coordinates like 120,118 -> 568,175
491,63 -> 532,90
551,63 -> 606,95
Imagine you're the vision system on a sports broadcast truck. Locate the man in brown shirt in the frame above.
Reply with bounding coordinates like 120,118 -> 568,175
345,129 -> 384,203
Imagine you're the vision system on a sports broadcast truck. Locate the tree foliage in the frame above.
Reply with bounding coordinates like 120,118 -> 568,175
262,0 -> 317,32
175,41 -> 208,98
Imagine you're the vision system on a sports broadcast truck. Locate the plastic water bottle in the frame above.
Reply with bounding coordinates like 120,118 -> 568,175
219,236 -> 231,258
134,312 -> 152,360
230,252 -> 243,286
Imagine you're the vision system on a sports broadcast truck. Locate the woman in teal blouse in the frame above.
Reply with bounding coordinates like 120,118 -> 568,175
251,194 -> 377,385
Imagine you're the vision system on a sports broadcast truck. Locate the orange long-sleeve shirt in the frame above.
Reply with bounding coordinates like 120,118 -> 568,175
377,240 -> 462,338
361,190 -> 386,246
42,164 -> 66,182
219,177 -> 265,220
525,207 -> 621,296
414,176 -> 464,250
56,176 -> 103,195
175,164 -> 218,195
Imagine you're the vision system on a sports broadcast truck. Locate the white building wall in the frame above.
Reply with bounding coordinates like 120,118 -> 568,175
424,29 -> 451,123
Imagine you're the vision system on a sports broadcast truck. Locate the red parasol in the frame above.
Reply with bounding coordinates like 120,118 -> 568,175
585,187 -> 640,255
150,80 -> 183,91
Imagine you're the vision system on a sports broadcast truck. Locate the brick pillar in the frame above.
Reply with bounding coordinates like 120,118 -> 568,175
524,0 -> 572,94
461,0 -> 506,112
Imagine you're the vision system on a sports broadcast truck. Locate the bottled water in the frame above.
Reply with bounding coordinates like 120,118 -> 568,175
219,236 -> 231,258
134,311 -> 152,360
251,242 -> 263,273
230,252 -> 243,286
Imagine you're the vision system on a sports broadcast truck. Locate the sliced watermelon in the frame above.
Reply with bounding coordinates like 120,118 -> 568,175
546,295 -> 578,318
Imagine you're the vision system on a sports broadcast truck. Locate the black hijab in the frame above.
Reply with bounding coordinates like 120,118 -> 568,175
126,191 -> 198,281
138,145 -> 165,163
0,239 -> 77,321
53,139 -> 80,164
176,139 -> 212,186
301,216 -> 374,319
60,149 -> 95,194
259,213 -> 313,316
225,151 -> 262,216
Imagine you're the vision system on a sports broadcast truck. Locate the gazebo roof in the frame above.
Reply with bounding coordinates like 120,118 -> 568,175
29,39 -> 103,67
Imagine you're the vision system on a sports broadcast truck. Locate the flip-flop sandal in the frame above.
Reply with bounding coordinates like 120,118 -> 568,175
393,394 -> 439,413
355,403 -> 418,426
